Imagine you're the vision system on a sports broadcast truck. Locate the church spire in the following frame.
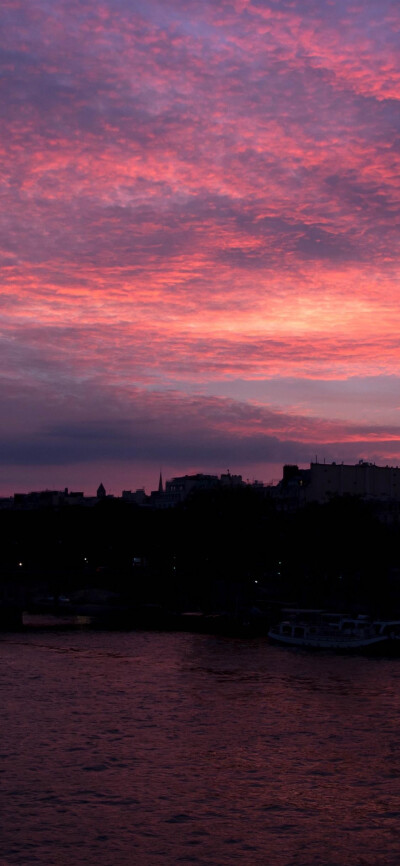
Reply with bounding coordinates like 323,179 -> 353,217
158,471 -> 163,494
97,482 -> 106,499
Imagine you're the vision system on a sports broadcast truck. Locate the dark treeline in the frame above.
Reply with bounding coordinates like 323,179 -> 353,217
1,487 -> 400,617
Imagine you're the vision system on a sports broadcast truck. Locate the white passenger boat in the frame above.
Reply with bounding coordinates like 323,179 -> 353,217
268,611 -> 388,652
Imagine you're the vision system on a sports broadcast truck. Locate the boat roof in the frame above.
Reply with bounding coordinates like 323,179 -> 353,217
282,607 -> 325,614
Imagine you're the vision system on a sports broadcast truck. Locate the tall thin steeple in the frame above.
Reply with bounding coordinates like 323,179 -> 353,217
158,471 -> 163,494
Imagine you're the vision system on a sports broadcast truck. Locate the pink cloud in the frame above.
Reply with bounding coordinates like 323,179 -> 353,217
1,0 -> 400,489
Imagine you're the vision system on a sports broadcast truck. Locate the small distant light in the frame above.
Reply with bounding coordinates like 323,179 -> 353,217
254,580 -> 258,584
18,562 -> 23,567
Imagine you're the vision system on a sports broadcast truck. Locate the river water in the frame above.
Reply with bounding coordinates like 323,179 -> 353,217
1,630 -> 400,866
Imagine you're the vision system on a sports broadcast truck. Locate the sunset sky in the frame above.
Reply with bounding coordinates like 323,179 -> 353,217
2,0 -> 400,495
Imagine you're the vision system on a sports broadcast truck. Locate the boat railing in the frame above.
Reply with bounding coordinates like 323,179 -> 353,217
270,621 -> 378,641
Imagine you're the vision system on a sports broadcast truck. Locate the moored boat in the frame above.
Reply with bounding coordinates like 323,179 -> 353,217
268,611 -> 388,652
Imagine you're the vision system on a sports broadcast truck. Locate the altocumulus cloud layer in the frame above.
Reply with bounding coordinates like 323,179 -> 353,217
1,0 -> 400,491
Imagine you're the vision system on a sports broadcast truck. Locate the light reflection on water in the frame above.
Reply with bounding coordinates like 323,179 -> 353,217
1,630 -> 400,865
